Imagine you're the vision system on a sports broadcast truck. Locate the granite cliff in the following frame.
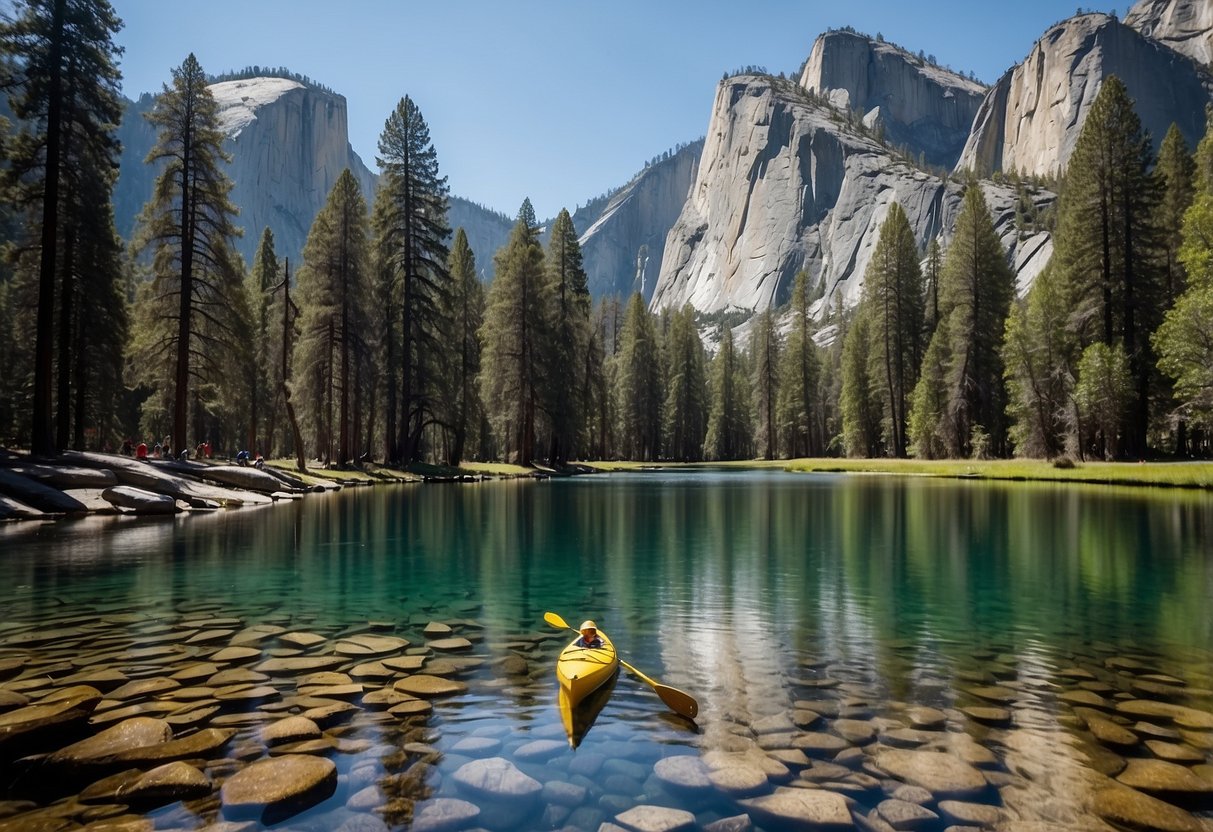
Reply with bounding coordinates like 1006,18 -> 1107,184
651,75 -> 1052,317
1126,0 -> 1213,65
800,30 -> 986,170
956,13 -> 1213,177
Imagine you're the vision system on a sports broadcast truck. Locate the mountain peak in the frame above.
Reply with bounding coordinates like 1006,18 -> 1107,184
209,77 -> 306,138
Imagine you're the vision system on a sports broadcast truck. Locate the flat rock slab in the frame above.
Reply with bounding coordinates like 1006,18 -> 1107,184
1116,701 -> 1213,730
382,656 -> 426,672
740,787 -> 853,829
49,716 -> 172,766
962,706 -> 1012,726
107,678 -> 180,701
119,761 -> 211,806
262,716 -> 321,747
615,804 -> 697,832
1086,715 -> 1140,747
1093,786 -> 1206,832
452,756 -> 541,801
255,656 -> 345,674
410,797 -> 481,832
220,754 -> 337,824
428,637 -> 473,652
108,727 -> 234,766
334,635 -> 410,657
514,739 -> 567,762
1116,759 -> 1213,795
877,798 -> 938,829
0,698 -> 94,756
937,800 -> 1002,826
101,485 -> 176,515
279,632 -> 328,649
706,763 -> 768,797
792,731 -> 851,757
906,706 -> 948,730
1146,740 -> 1205,763
393,675 -> 467,698
874,750 -> 987,798
653,755 -> 712,791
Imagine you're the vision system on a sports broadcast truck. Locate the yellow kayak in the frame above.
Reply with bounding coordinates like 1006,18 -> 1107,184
556,629 -> 619,707
558,668 -> 617,748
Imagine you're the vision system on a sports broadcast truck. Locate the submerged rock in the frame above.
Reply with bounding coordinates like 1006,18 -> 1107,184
739,787 -> 853,829
873,749 -> 988,798
220,754 -> 337,823
1093,786 -> 1206,832
452,756 -> 541,801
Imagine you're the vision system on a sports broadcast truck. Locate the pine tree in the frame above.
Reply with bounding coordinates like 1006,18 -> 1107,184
1157,123 -> 1196,303
293,170 -> 371,465
444,228 -> 484,465
862,203 -> 925,456
750,309 -> 780,459
1002,264 -> 1076,458
662,304 -> 707,461
1075,342 -> 1132,460
376,96 -> 451,463
614,292 -> 663,460
1,0 -> 124,454
244,228 -> 277,453
131,53 -> 243,455
1195,105 -> 1213,195
908,185 -> 1014,457
704,325 -> 752,460
840,310 -> 882,456
1052,75 -> 1161,457
480,200 -> 547,465
923,238 -> 943,337
543,209 -> 591,463
776,270 -> 822,458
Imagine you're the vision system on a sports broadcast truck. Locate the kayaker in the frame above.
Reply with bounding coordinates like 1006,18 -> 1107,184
574,621 -> 604,648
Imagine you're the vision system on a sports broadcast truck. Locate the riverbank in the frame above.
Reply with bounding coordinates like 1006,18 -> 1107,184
582,457 -> 1213,489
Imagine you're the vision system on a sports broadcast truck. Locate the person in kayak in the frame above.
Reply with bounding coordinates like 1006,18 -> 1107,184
575,621 -> 604,648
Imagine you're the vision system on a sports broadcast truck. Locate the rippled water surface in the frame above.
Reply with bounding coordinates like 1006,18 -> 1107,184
1,470 -> 1212,831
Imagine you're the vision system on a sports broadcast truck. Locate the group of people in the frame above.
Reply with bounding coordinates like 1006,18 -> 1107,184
120,437 -> 213,461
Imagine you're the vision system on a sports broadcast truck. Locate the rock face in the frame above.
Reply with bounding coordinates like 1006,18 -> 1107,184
1126,0 -> 1213,66
800,30 -> 986,169
570,140 -> 703,301
651,75 -> 1053,316
956,13 -> 1213,177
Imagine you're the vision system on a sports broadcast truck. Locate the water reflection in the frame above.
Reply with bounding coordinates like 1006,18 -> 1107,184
0,472 -> 1210,830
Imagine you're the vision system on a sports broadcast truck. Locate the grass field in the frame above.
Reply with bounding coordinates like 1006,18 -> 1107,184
583,457 -> 1213,489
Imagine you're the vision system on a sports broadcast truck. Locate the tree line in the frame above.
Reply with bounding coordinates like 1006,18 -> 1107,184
1,0 -> 1211,466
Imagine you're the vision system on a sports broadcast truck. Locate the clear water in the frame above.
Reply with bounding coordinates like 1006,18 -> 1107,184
2,470 -> 1212,830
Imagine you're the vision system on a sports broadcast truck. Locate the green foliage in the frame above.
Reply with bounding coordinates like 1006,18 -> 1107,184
1002,265 -> 1076,458
909,185 -> 1014,457
480,200 -> 547,465
614,292 -> 663,461
376,95 -> 451,463
442,228 -> 485,465
1157,123 -> 1196,302
907,317 -> 950,459
861,203 -> 924,456
1195,105 -> 1213,196
750,309 -> 781,459
1051,75 -> 1161,457
543,209 -> 591,463
1075,342 -> 1132,460
840,310 -> 882,457
131,53 -> 244,453
662,304 -> 708,461
293,169 -> 373,464
704,326 -> 751,460
776,270 -> 823,458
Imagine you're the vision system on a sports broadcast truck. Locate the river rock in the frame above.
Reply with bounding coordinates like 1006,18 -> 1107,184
101,485 -> 177,515
452,756 -> 541,801
334,635 -> 409,657
1093,786 -> 1206,832
118,761 -> 211,806
1116,701 -> 1213,730
0,696 -> 95,758
1059,690 -> 1112,710
220,754 -> 337,823
423,622 -> 452,637
873,750 -> 987,798
107,678 -> 180,701
740,787 -> 853,829
393,675 -> 467,697
49,716 -> 172,766
1146,739 -> 1205,764
254,656 -> 345,674
834,719 -> 877,744
1085,715 -> 1140,747
279,631 -> 327,649
906,707 -> 948,730
107,727 -> 234,766
961,706 -> 1012,726
615,805 -> 697,832
262,716 -> 320,747
877,798 -> 938,830
381,655 -> 426,672
653,755 -> 712,791
514,739 -> 567,762
387,699 -> 432,718
937,800 -> 1002,826
410,797 -> 480,832
793,731 -> 851,757
1116,758 -> 1213,796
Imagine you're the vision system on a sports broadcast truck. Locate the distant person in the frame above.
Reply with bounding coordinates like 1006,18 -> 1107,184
179,448 -> 189,460
136,442 -> 148,460
236,450 -> 251,466
152,443 -> 161,458
574,621 -> 604,648
120,439 -> 133,456
204,440 -> 213,459
254,454 -> 265,470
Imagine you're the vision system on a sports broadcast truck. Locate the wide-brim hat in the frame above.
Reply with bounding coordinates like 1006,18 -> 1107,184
579,620 -> 598,631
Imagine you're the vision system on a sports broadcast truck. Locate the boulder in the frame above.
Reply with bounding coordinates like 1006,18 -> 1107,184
452,757 -> 541,802
873,749 -> 988,798
739,787 -> 853,829
614,805 -> 697,832
410,797 -> 481,832
9,464 -> 117,489
0,468 -> 87,513
101,486 -> 177,515
48,716 -> 172,767
118,761 -> 211,806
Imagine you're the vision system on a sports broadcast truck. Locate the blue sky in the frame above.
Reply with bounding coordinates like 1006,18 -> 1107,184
110,1 -> 1118,220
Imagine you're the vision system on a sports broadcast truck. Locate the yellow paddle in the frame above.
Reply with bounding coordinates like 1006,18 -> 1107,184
545,611 -> 699,720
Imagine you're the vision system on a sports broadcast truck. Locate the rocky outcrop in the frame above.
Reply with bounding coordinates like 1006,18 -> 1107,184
569,141 -> 703,301
449,197 -> 514,281
651,76 -> 1053,317
956,13 -> 1213,177
1126,0 -> 1213,66
800,31 -> 986,169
